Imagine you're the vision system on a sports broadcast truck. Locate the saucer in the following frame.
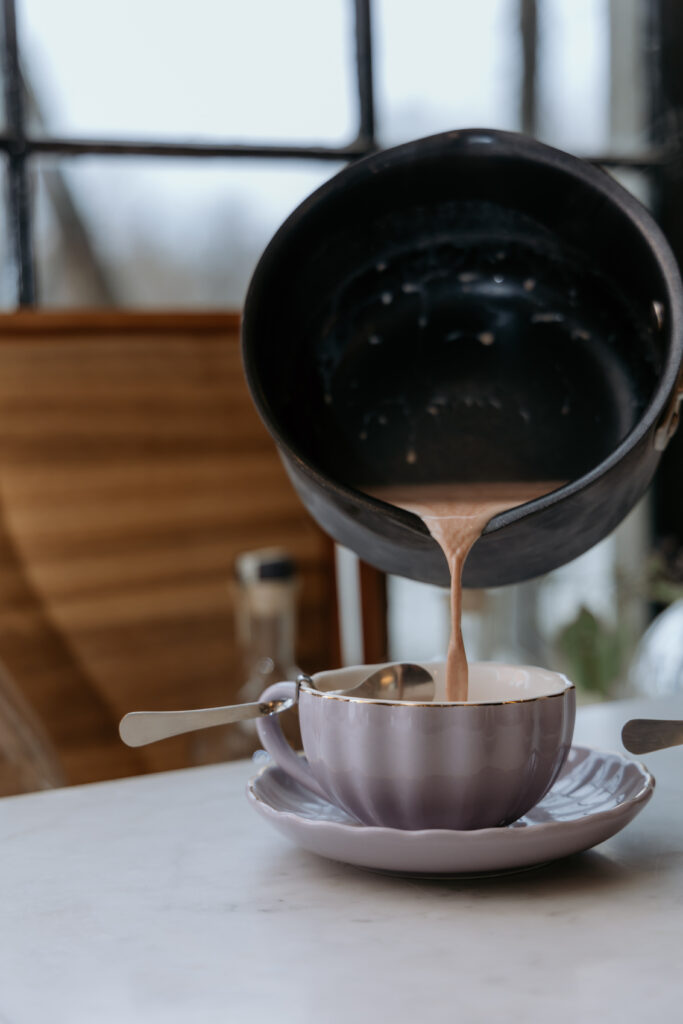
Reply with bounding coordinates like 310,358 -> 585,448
246,746 -> 654,876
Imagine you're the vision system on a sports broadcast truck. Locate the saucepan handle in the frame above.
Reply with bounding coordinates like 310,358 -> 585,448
257,677 -> 329,800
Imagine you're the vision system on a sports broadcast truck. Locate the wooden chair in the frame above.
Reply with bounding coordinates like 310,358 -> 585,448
0,312 -> 352,784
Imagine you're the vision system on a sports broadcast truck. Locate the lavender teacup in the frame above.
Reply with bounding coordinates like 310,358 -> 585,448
257,662 -> 575,831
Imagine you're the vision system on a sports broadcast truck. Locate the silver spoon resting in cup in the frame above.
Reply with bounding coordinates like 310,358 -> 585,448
118,663 -> 434,748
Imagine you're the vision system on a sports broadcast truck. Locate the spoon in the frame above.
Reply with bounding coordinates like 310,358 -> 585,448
622,718 -> 683,754
119,694 -> 297,748
330,662 -> 434,701
119,663 -> 434,747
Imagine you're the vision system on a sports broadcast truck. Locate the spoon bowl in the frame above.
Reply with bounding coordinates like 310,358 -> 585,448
331,662 -> 434,701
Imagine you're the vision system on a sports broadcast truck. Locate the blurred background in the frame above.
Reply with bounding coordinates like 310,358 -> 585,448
1,0 -> 683,791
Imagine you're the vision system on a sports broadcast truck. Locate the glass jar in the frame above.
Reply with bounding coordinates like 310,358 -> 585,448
192,548 -> 300,764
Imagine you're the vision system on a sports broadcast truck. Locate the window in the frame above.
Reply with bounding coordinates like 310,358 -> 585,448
3,0 -> 660,311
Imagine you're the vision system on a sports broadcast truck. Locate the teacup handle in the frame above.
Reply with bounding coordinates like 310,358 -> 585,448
256,678 -> 329,801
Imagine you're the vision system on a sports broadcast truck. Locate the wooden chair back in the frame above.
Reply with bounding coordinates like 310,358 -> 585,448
0,313 -> 339,783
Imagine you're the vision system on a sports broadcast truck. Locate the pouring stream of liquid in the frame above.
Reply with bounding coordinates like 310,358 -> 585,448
371,483 -> 563,701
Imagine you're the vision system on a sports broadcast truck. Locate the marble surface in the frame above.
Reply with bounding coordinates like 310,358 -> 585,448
1,695 -> 683,1024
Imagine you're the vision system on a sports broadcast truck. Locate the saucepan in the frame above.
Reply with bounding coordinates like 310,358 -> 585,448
242,129 -> 683,587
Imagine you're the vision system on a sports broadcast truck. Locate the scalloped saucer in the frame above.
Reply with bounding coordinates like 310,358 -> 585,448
247,746 -> 654,876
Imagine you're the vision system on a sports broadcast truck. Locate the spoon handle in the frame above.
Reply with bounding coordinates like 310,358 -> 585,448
622,718 -> 683,754
119,697 -> 294,748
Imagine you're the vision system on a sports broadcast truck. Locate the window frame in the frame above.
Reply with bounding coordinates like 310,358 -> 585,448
0,0 -> 677,307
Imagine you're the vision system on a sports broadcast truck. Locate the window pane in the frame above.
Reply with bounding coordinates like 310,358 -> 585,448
18,0 -> 356,145
607,0 -> 649,156
33,157 -> 342,307
0,158 -> 15,308
609,168 -> 651,209
374,0 -> 521,146
0,58 -> 5,129
537,0 -> 610,153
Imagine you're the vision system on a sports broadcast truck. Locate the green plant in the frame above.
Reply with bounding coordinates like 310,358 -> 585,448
555,606 -> 629,698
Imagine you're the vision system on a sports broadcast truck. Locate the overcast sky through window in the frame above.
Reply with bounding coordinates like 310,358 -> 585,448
15,0 -> 608,308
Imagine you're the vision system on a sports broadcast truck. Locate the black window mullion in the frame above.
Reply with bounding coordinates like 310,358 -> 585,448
353,0 -> 376,149
2,0 -> 35,306
519,0 -> 538,135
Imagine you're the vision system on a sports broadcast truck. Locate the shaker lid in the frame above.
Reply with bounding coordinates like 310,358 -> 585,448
234,548 -> 295,584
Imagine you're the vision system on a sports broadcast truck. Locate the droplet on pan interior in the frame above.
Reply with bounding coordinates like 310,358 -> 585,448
324,393 -> 333,405
376,261 -> 387,272
426,405 -> 439,416
523,278 -> 536,292
368,334 -> 381,345
478,331 -> 495,346
381,291 -> 393,305
458,272 -> 477,283
359,430 -> 368,440
418,315 -> 428,328
493,275 -> 504,284
561,402 -> 570,416
532,312 -> 564,324
406,448 -> 417,464
495,250 -> 506,260
489,396 -> 502,410
520,408 -> 531,423
571,328 -> 591,341
378,414 -> 388,426
401,282 -> 419,294
445,330 -> 461,342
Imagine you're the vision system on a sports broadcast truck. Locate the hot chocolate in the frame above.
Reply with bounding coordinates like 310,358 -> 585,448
372,483 -> 562,700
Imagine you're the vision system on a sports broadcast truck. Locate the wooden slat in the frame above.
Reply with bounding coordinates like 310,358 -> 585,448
0,311 -> 241,334
359,561 -> 389,664
0,312 -> 337,785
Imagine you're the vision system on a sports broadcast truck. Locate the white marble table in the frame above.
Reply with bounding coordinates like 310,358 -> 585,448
1,695 -> 683,1024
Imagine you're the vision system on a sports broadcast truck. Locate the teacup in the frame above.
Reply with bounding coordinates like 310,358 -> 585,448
257,662 -> 575,831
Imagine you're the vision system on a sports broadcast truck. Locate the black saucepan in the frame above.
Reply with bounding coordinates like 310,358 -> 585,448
242,129 -> 683,587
